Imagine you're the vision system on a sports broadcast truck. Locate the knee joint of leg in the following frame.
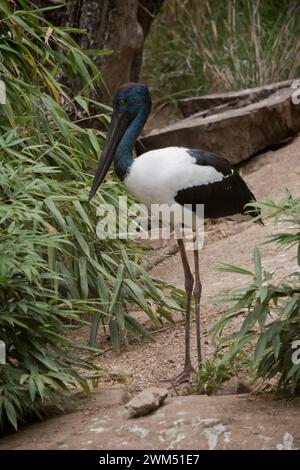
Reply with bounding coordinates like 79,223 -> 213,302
193,282 -> 202,298
185,272 -> 194,293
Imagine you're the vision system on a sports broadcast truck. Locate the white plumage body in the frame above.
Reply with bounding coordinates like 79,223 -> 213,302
124,147 -> 229,207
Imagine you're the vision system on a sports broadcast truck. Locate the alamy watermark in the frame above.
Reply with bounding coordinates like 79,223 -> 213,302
0,79 -> 6,104
95,196 -> 204,250
291,340 -> 300,365
0,340 -> 6,364
291,80 -> 300,104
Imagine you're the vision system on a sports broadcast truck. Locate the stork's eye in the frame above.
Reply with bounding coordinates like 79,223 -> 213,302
118,99 -> 126,106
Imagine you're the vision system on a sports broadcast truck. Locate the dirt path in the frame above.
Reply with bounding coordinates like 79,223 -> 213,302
1,136 -> 300,450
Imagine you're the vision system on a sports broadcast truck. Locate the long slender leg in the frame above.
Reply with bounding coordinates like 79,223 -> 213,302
193,247 -> 202,366
175,238 -> 195,384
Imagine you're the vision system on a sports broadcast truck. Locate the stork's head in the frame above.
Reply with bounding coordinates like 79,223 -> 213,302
89,83 -> 151,200
113,82 -> 151,119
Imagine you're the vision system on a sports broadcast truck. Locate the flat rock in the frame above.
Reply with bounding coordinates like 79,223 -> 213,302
123,387 -> 168,418
179,80 -> 294,116
139,85 -> 300,165
2,394 -> 300,449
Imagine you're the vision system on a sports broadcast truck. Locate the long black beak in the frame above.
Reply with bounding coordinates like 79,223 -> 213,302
89,111 -> 130,201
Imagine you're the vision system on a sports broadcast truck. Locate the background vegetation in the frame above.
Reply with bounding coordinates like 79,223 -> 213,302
143,0 -> 300,103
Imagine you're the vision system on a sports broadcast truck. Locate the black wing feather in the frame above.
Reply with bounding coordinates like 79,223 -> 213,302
188,149 -> 233,176
175,149 -> 260,220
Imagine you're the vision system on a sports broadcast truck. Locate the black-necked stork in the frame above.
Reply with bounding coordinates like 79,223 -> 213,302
89,82 -> 261,384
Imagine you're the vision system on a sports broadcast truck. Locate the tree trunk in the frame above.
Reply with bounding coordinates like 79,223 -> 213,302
131,0 -> 164,82
41,0 -> 163,103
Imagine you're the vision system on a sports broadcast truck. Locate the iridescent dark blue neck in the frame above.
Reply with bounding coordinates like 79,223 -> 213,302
114,107 -> 148,181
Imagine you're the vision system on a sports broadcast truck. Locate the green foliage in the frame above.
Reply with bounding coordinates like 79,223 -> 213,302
0,1 -> 183,427
0,153 -> 99,429
212,189 -> 300,394
196,357 -> 234,395
144,0 -> 300,103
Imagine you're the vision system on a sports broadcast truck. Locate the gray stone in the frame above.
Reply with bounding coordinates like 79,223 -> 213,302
178,80 -> 294,117
140,85 -> 300,165
123,387 -> 168,418
2,394 -> 300,450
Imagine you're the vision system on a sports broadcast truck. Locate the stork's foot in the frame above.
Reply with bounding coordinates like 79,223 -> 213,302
172,365 -> 196,386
